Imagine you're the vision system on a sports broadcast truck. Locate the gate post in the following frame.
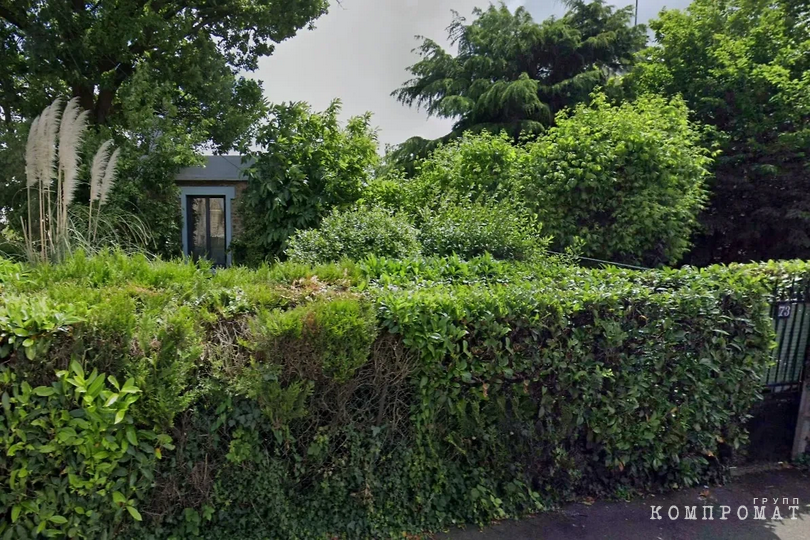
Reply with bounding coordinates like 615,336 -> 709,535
792,362 -> 810,459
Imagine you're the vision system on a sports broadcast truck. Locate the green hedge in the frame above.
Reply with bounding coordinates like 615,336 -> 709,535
286,207 -> 422,264
417,200 -> 547,261
0,252 -> 793,538
284,200 -> 548,265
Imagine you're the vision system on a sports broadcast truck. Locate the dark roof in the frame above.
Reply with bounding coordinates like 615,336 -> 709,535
175,155 -> 253,181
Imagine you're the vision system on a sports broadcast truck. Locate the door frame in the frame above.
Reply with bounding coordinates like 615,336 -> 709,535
179,185 -> 236,267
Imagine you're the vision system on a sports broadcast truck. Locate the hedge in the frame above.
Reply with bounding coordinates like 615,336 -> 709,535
286,207 -> 422,265
0,252 -> 798,539
285,202 -> 548,265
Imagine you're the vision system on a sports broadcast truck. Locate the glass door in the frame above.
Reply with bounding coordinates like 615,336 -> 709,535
187,196 -> 227,266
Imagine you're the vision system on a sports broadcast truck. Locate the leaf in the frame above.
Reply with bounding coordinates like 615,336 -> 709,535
120,378 -> 140,395
49,516 -> 68,524
56,427 -> 78,443
126,506 -> 143,521
112,491 -> 127,505
87,373 -> 106,398
33,386 -> 56,397
70,359 -> 84,379
114,409 -> 126,425
11,505 -> 21,522
126,426 -> 138,446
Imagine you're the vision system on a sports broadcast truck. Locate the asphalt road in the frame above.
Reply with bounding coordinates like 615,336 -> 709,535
442,469 -> 810,540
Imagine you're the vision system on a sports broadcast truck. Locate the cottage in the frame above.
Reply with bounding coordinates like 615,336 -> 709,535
175,155 -> 251,266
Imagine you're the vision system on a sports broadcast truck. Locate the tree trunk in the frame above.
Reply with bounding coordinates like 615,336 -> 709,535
95,88 -> 116,125
72,85 -> 95,115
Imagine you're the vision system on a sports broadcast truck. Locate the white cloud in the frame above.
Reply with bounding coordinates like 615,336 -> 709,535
252,0 -> 693,149
506,0 -> 525,11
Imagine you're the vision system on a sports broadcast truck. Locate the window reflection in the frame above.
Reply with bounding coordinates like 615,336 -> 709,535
208,198 -> 226,266
187,196 -> 227,266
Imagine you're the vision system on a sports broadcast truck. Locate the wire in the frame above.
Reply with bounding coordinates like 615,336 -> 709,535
548,250 -> 652,271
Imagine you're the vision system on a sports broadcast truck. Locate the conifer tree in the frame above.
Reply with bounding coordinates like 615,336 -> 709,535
392,1 -> 646,164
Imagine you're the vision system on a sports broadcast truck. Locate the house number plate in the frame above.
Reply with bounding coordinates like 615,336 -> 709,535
776,303 -> 793,319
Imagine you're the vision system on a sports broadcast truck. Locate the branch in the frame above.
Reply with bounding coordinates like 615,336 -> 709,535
189,8 -> 231,36
0,4 -> 29,30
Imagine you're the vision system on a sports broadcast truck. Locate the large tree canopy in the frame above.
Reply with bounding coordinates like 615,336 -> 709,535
0,0 -> 329,253
0,0 -> 327,126
626,0 -> 810,264
392,0 -> 645,160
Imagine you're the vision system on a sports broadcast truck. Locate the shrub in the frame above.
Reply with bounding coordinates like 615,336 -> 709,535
286,206 -> 422,264
360,252 -> 520,287
0,252 -> 792,538
251,297 -> 377,383
523,93 -> 711,266
359,171 -> 409,209
0,362 -> 169,539
418,200 -> 548,261
234,101 -> 379,264
404,131 -> 525,211
386,95 -> 709,267
373,272 -> 772,512
286,199 -> 547,264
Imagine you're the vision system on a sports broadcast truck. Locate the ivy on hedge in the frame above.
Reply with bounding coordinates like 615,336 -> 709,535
0,251 -> 797,538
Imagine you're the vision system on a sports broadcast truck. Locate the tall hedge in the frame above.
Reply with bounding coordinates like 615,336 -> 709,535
0,252 -> 789,538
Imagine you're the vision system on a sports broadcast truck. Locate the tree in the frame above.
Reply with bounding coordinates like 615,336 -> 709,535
0,0 -> 326,126
0,0 -> 328,254
391,0 -> 645,165
625,0 -> 810,264
524,94 -> 711,267
234,101 -> 379,264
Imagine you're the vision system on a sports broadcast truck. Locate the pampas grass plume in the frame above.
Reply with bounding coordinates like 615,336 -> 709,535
99,147 -> 120,205
90,140 -> 113,202
58,98 -> 89,208
25,115 -> 41,188
38,98 -> 63,189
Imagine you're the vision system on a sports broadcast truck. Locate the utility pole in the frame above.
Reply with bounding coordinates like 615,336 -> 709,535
635,0 -> 639,26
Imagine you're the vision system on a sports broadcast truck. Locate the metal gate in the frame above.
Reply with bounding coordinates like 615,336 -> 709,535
746,290 -> 810,462
765,300 -> 809,393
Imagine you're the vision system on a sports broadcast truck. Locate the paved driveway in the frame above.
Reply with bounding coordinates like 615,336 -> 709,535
441,469 -> 810,540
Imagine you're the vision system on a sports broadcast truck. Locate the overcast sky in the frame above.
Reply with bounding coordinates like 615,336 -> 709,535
253,0 -> 693,149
